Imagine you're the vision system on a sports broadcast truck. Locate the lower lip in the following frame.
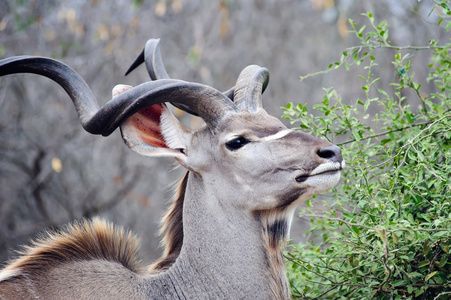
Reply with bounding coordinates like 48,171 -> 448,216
296,170 -> 339,183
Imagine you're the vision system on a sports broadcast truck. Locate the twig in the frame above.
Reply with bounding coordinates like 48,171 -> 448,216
337,120 -> 435,146
434,291 -> 451,300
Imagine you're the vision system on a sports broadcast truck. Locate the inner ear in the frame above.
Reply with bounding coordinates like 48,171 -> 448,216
125,104 -> 170,148
113,84 -> 192,165
160,106 -> 191,150
120,103 -> 192,162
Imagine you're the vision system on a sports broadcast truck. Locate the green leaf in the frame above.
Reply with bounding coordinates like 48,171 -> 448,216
283,9 -> 451,298
424,271 -> 437,282
345,62 -> 350,71
423,242 -> 430,256
408,272 -> 423,277
415,288 -> 425,297
358,25 -> 366,34
418,260 -> 430,268
392,279 -> 408,287
352,130 -> 361,141
438,256 -> 448,268
433,231 -> 448,238
407,213 -> 415,224
381,138 -> 391,145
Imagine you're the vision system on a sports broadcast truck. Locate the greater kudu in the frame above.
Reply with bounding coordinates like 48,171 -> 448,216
0,39 -> 344,299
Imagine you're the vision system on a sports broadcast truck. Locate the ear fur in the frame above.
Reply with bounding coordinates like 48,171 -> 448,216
112,85 -> 191,164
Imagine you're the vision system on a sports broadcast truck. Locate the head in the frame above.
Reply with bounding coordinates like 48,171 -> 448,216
117,62 -> 343,213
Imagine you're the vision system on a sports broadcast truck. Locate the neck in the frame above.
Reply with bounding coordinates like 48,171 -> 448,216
150,171 -> 291,299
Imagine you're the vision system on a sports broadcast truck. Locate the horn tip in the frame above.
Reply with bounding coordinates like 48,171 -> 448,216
124,48 -> 145,76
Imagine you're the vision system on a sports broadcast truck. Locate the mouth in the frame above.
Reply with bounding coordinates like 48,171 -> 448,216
295,170 -> 340,183
295,161 -> 344,183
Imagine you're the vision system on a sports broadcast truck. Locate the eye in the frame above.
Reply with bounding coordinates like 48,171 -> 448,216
226,136 -> 250,151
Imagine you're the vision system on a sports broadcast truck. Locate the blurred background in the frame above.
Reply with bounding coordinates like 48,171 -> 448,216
0,0 -> 446,265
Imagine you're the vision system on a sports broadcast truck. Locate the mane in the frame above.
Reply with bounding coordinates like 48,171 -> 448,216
1,218 -> 142,279
149,171 -> 188,272
254,208 -> 293,300
1,172 -> 188,281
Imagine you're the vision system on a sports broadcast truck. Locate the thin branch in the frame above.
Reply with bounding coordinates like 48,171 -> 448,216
300,44 -> 451,82
300,214 -> 451,234
434,291 -> 451,300
346,44 -> 448,52
337,120 -> 434,146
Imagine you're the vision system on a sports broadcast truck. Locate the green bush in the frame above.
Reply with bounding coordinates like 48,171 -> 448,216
283,3 -> 451,300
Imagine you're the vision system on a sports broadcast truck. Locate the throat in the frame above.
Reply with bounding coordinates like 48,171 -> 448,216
176,174 -> 292,299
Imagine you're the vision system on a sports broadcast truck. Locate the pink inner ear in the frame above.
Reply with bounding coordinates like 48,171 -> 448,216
127,103 -> 169,148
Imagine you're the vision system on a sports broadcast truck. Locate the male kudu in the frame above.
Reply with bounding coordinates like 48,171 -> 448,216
0,39 -> 343,299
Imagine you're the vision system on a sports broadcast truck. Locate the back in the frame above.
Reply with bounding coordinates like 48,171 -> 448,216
0,219 -> 145,300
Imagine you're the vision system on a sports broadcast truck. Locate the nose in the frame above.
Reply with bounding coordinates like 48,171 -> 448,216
317,145 -> 343,163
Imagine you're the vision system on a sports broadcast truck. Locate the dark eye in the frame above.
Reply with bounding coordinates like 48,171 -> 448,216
226,136 -> 250,151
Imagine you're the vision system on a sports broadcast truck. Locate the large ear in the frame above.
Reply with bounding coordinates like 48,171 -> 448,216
113,85 -> 191,166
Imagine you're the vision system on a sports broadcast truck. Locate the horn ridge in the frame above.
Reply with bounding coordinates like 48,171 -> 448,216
85,80 -> 180,135
0,56 -> 238,136
144,39 -> 170,80
125,39 -> 198,116
0,56 -> 99,127
233,65 -> 269,112
96,81 -> 239,136
126,39 -> 236,107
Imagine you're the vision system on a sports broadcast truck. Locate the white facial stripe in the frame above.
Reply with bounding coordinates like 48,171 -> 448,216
259,129 -> 291,142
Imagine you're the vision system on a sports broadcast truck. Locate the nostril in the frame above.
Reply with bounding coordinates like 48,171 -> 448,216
318,149 -> 334,159
317,145 -> 343,163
